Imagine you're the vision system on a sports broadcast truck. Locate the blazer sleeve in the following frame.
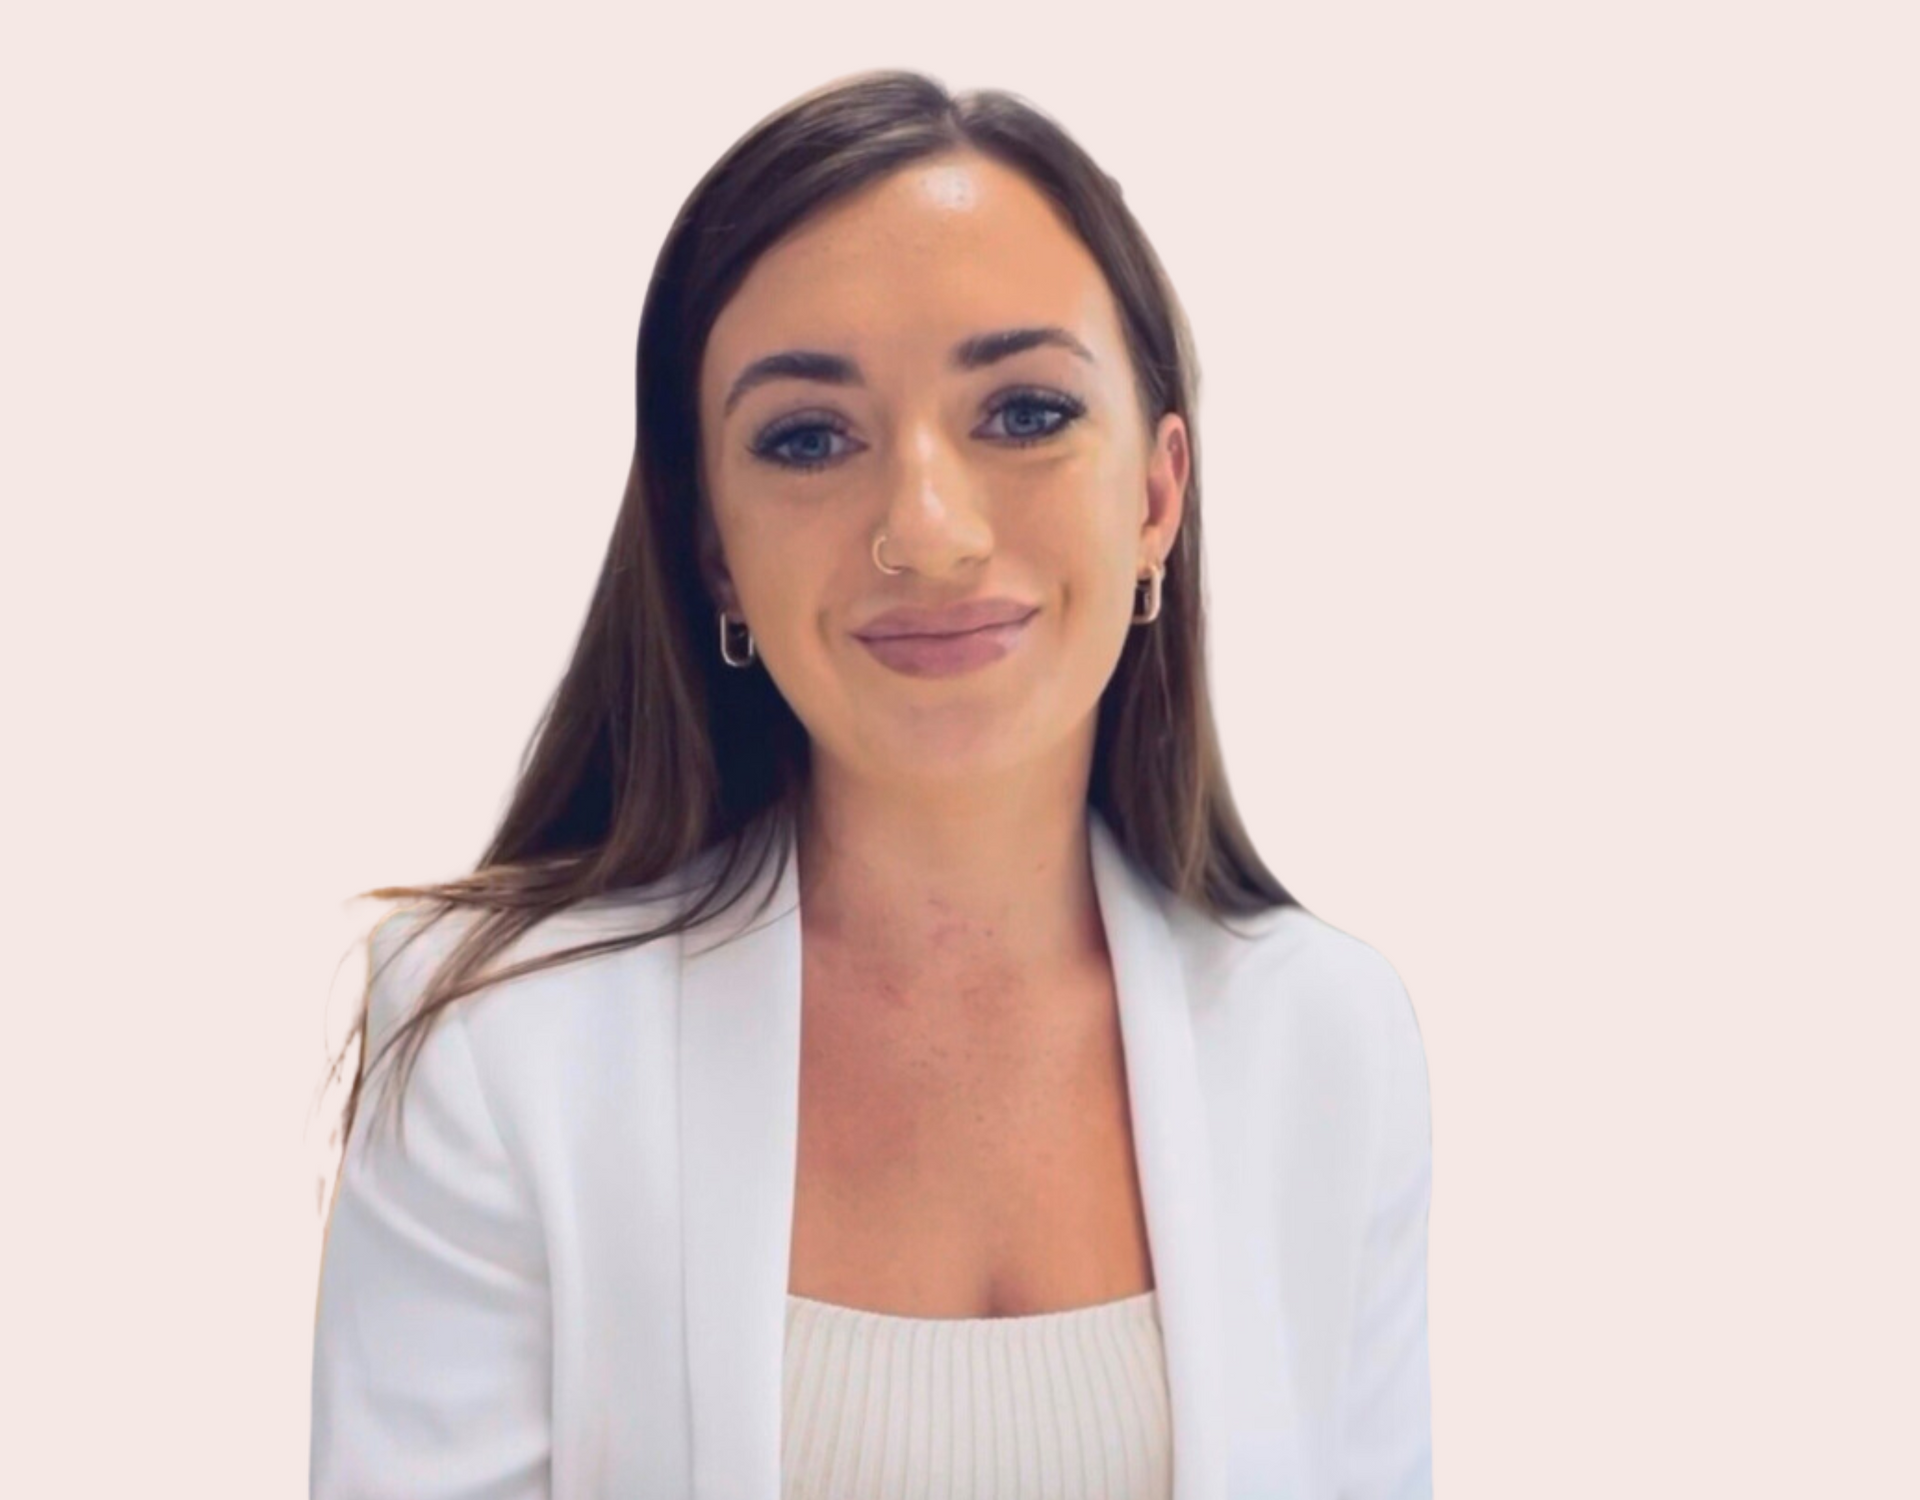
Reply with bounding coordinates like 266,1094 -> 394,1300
312,912 -> 552,1500
1337,961 -> 1435,1499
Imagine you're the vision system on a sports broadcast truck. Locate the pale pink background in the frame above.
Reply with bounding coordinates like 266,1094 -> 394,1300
5,4 -> 1915,1494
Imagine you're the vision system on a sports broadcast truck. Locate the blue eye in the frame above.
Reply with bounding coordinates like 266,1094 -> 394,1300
749,388 -> 1087,473
751,416 -> 855,471
984,389 -> 1087,445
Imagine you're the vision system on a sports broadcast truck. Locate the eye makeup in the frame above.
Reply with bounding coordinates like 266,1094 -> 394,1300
748,387 -> 1088,473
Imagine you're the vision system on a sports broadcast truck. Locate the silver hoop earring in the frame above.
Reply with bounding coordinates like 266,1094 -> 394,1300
1133,560 -> 1164,625
717,608 -> 756,667
872,530 -> 906,575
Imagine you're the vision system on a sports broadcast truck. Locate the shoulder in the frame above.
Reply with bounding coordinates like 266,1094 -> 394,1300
1175,898 -> 1413,1026
1173,899 -> 1428,1115
363,862 -> 719,1061
358,867 -> 725,1166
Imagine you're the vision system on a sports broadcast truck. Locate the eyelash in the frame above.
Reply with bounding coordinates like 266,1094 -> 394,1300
748,388 -> 1088,473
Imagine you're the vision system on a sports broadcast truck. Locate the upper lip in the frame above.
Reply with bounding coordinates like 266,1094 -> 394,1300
854,597 -> 1039,640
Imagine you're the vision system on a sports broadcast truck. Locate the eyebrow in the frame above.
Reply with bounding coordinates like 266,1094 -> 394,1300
721,325 -> 1096,418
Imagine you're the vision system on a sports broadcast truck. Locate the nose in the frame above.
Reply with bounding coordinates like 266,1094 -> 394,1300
873,422 -> 993,577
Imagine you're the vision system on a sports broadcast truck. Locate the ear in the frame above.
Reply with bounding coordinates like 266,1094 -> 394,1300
694,500 -> 739,613
1140,411 -> 1190,570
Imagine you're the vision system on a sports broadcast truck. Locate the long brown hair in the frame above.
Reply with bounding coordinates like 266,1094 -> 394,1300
326,68 -> 1303,1161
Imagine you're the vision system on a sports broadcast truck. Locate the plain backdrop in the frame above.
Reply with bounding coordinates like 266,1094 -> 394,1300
3,2 -> 1914,1494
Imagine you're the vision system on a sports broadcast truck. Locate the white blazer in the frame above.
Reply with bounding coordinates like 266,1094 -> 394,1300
311,810 -> 1433,1499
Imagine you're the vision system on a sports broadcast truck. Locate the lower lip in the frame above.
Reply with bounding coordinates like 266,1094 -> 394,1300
856,612 -> 1037,677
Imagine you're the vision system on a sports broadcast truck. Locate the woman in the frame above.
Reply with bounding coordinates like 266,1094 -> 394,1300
312,69 -> 1433,1500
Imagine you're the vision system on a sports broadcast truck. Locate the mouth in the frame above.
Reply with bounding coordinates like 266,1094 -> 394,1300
855,608 -> 1038,678
874,611 -> 1038,641
854,599 -> 1042,642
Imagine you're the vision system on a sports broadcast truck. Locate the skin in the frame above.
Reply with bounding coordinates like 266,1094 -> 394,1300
696,148 -> 1189,1019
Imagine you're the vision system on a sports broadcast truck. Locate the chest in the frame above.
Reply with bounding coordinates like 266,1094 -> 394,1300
785,950 -> 1158,1320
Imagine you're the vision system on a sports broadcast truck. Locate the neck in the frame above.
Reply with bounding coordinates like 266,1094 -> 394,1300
794,757 -> 1106,987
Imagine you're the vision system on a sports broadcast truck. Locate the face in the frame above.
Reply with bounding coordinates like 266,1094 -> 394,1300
696,149 -> 1188,787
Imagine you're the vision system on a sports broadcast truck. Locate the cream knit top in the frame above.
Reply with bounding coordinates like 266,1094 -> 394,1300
780,1287 -> 1172,1499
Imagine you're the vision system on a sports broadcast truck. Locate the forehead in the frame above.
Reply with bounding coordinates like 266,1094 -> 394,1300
701,153 -> 1122,399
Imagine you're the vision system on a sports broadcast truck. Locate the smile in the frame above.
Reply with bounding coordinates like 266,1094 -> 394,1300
855,610 -> 1037,678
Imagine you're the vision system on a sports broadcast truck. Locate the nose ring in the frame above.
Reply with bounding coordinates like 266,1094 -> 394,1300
872,529 -> 906,575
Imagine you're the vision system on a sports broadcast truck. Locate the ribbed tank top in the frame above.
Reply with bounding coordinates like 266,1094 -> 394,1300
780,1287 -> 1172,1499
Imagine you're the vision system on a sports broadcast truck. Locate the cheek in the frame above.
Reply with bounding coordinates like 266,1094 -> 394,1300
1074,564 -> 1139,680
1043,503 -> 1138,622
725,529 -> 846,672
741,563 -> 817,648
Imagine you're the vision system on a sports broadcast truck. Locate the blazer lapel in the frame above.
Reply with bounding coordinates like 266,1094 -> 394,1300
675,812 -> 1227,1500
1089,811 -> 1228,1500
677,841 -> 804,1500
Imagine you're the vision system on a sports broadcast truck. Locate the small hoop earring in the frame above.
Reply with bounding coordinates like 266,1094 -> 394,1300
717,608 -> 757,667
872,530 -> 906,575
1133,560 -> 1165,624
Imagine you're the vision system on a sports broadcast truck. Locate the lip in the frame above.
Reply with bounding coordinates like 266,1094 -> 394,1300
856,611 -> 1037,678
854,597 -> 1040,641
